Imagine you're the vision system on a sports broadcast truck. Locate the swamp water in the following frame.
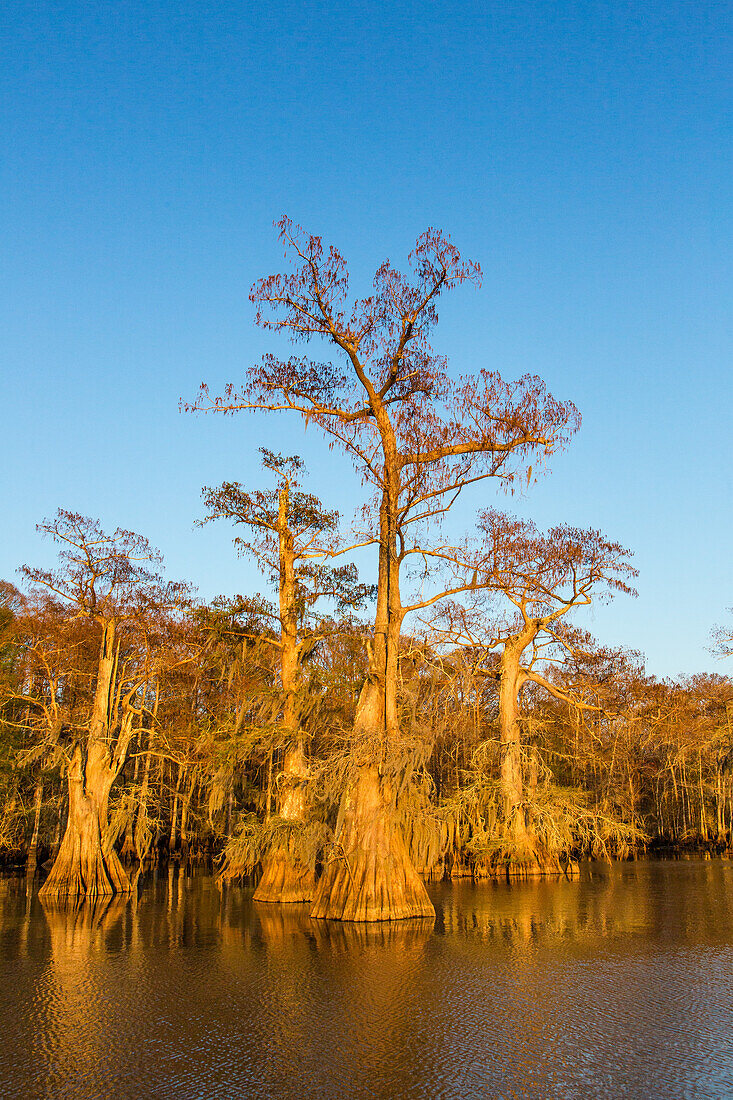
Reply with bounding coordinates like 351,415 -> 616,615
1,860 -> 733,1098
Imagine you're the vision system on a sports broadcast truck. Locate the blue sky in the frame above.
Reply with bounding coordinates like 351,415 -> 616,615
2,0 -> 731,677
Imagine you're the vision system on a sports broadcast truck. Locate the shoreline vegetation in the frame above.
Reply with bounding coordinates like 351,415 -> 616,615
1,221 -> 731,917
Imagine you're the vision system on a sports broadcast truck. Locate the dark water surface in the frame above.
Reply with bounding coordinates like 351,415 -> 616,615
2,861 -> 733,1099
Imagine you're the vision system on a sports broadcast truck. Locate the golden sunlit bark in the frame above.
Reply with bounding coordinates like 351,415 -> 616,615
20,511 -> 180,900
311,412 -> 435,920
254,480 -> 315,902
40,623 -> 132,898
311,765 -> 434,921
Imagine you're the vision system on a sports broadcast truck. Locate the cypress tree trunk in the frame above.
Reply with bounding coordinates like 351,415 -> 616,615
39,745 -> 130,897
39,621 -> 132,898
170,764 -> 184,854
497,635 -> 562,880
254,742 -> 316,903
255,481 -> 316,903
311,761 -> 434,921
180,777 -> 193,865
311,492 -> 435,922
26,779 -> 43,880
134,734 -> 154,864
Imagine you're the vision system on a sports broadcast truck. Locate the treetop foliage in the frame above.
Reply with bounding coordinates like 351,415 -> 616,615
20,510 -> 189,625
192,218 -> 581,506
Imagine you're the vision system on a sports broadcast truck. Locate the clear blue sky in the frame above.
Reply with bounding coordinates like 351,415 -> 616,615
2,0 -> 731,678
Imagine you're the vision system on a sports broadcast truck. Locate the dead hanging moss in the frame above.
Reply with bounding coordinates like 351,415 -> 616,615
528,781 -> 646,861
393,760 -> 451,876
307,711 -> 436,806
304,714 -> 451,885
203,717 -> 291,822
442,738 -> 647,872
399,798 -> 450,876
105,781 -> 159,864
218,813 -> 332,882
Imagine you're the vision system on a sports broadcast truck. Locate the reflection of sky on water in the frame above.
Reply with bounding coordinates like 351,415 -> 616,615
1,862 -> 733,1098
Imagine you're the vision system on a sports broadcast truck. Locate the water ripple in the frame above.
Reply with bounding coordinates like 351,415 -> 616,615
0,862 -> 732,1097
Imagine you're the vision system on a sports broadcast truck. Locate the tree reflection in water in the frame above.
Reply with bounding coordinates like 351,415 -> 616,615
0,864 -> 731,1098
31,894 -> 132,1098
255,901 -> 434,949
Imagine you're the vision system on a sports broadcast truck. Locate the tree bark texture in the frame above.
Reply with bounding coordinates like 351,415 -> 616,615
312,465 -> 434,920
311,764 -> 435,921
39,621 -> 133,898
497,634 -> 563,879
26,778 -> 44,878
254,743 -> 316,903
39,745 -> 130,897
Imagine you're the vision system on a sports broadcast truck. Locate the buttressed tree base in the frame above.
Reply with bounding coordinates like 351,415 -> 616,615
311,766 -> 435,921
